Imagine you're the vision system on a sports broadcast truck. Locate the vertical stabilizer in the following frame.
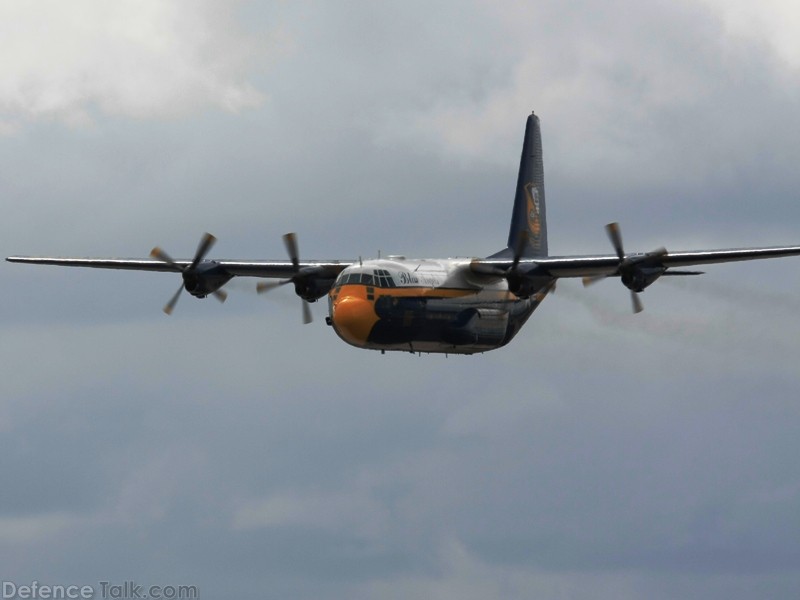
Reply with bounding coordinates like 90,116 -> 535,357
507,112 -> 547,257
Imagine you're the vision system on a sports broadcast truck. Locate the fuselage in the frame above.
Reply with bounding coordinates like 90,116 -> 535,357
327,257 -> 544,354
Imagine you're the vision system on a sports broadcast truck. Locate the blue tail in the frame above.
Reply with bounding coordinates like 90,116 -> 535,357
495,112 -> 548,258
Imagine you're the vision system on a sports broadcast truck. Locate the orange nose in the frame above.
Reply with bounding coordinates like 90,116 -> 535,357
332,295 -> 378,346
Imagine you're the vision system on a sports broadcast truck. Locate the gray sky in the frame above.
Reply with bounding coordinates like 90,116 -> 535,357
2,1 -> 800,598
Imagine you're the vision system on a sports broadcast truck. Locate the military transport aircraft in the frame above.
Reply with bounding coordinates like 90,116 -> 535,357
8,113 -> 800,354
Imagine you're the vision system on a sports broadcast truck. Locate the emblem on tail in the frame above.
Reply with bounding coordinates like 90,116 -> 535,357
525,182 -> 542,249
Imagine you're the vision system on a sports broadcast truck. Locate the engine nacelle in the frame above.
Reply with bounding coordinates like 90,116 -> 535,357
507,273 -> 554,299
182,264 -> 233,298
620,266 -> 665,293
293,277 -> 337,302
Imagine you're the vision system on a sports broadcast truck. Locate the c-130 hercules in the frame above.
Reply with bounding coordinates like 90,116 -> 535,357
8,113 -> 800,354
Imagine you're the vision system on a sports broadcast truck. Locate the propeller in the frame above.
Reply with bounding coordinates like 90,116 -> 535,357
503,233 -> 529,292
256,232 -> 313,324
582,222 -> 667,314
470,232 -> 556,299
150,232 -> 228,315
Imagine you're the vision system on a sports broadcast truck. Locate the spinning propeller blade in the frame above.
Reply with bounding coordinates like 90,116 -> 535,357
256,280 -> 290,294
150,232 -> 228,314
587,222 -> 667,313
163,283 -> 184,315
257,233 -> 314,324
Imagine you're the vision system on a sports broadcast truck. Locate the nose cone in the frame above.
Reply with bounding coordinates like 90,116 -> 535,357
332,296 -> 378,347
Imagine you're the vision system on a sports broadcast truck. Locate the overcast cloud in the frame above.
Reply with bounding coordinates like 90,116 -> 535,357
2,2 -> 800,599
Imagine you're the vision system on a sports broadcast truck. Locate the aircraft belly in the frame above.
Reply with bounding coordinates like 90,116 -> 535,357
331,285 -> 541,354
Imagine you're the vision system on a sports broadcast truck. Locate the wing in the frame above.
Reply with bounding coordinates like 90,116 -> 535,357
471,244 -> 800,301
6,232 -> 355,317
471,245 -> 800,279
535,245 -> 800,278
469,242 -> 800,314
6,254 -> 353,318
7,231 -> 352,280
5,256 -> 353,279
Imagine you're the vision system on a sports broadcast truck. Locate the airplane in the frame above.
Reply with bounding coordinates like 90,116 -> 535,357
8,113 -> 800,355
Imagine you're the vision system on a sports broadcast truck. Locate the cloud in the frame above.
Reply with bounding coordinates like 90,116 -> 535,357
374,0 -> 800,210
3,1 -> 800,599
0,513 -> 84,544
353,539 -> 644,600
0,0 -> 264,131
700,0 -> 800,68
233,486 -> 390,539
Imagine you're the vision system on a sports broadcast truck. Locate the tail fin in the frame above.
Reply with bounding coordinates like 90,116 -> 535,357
506,112 -> 547,257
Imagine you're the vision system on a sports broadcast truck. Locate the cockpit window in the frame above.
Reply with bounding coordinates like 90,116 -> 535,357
373,269 -> 396,288
339,269 -> 396,287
